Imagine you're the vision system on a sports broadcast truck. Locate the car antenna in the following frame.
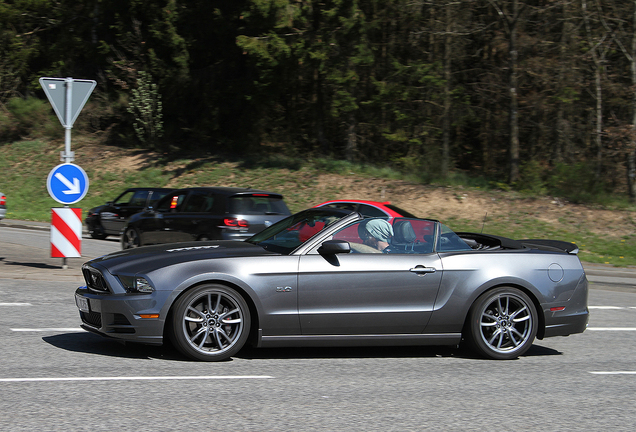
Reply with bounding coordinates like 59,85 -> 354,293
481,212 -> 488,233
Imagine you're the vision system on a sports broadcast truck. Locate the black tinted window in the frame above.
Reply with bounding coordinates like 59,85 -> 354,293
156,192 -> 187,212
229,196 -> 289,215
130,191 -> 150,206
385,204 -> 417,218
182,191 -> 215,213
357,204 -> 389,218
113,190 -> 135,205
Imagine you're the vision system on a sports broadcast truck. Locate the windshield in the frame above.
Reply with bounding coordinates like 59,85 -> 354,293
247,208 -> 352,254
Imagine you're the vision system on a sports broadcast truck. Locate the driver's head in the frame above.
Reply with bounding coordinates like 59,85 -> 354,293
360,219 -> 393,243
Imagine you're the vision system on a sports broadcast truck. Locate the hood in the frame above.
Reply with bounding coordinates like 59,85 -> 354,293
87,240 -> 278,274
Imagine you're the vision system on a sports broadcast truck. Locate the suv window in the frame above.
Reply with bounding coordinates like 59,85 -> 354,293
113,190 -> 135,205
229,196 -> 288,215
182,191 -> 215,213
156,192 -> 188,212
129,190 -> 150,206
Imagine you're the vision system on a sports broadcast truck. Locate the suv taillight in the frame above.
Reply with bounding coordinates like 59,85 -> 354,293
0,194 -> 5,205
223,218 -> 249,228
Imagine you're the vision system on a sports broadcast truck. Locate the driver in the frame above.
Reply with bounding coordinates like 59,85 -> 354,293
360,219 -> 394,252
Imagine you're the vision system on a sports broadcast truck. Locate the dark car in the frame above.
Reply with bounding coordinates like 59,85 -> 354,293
120,187 -> 291,249
85,187 -> 173,239
76,207 -> 588,362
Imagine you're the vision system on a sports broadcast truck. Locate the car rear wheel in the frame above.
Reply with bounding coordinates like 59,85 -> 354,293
169,284 -> 251,361
465,287 -> 538,360
122,227 -> 142,249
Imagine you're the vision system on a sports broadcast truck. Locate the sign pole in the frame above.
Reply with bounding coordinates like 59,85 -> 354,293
64,77 -> 73,163
41,76 -> 95,268
63,77 -> 73,267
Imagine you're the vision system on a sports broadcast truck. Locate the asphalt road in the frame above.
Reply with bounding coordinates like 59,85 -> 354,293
1,219 -> 636,431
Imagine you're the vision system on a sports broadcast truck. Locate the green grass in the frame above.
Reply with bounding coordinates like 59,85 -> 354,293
1,138 -> 635,267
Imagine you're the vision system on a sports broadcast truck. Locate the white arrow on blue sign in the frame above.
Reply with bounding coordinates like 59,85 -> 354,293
47,163 -> 89,205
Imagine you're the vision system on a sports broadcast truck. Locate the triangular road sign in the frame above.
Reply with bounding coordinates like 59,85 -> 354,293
39,77 -> 97,127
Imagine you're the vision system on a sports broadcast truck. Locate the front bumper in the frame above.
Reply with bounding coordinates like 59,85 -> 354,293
75,286 -> 171,345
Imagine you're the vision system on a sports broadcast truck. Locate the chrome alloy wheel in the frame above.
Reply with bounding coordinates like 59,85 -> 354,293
479,294 -> 532,353
173,285 -> 250,361
467,287 -> 538,360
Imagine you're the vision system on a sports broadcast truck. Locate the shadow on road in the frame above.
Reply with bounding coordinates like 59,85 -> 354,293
42,331 -> 562,361
42,332 -> 186,361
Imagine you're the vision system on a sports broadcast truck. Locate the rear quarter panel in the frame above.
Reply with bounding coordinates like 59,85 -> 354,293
426,249 -> 585,334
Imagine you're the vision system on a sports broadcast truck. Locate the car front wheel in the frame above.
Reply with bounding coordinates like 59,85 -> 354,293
465,287 -> 538,360
89,223 -> 108,240
122,227 -> 142,249
169,284 -> 251,361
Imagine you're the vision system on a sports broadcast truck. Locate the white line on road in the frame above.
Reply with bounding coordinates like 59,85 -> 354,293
10,328 -> 85,332
589,371 -> 636,375
0,303 -> 32,306
589,306 -> 627,310
587,328 -> 636,331
0,376 -> 274,383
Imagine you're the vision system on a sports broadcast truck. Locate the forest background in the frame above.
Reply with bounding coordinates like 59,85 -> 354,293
2,0 -> 636,203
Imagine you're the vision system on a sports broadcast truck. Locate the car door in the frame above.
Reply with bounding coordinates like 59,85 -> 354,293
104,189 -> 152,234
297,219 -> 443,335
101,189 -> 135,234
140,191 -> 189,245
166,190 -> 219,241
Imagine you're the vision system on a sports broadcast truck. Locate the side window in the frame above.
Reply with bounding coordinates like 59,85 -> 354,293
325,203 -> 357,212
332,220 -> 382,254
389,219 -> 435,254
330,218 -> 438,254
357,204 -> 389,218
130,190 -> 149,207
182,192 -> 214,213
156,192 -> 188,213
437,224 -> 472,252
113,190 -> 135,205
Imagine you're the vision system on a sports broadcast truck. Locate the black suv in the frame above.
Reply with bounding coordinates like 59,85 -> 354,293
121,187 -> 291,249
86,187 -> 173,239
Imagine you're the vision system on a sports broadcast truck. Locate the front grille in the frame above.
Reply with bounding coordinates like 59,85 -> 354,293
80,311 -> 102,328
82,266 -> 109,293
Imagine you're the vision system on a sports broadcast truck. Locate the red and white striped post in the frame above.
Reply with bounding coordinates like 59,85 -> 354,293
51,208 -> 82,268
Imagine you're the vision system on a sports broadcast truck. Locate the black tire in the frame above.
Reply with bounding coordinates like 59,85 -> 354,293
169,284 -> 251,361
88,223 -> 108,240
465,287 -> 538,360
122,227 -> 142,249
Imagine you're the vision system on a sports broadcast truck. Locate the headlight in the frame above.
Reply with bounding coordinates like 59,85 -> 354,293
118,275 -> 154,293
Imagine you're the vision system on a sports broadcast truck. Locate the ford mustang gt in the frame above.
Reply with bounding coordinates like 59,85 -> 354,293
75,208 -> 588,361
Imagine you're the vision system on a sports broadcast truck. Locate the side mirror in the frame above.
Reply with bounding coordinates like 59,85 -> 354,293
318,239 -> 351,255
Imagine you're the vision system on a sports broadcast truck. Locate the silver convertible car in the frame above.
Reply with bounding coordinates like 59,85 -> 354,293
75,208 -> 588,361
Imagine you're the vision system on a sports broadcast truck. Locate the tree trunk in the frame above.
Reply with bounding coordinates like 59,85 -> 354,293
442,1 -> 453,178
630,0 -> 636,202
509,0 -> 520,184
346,113 -> 357,162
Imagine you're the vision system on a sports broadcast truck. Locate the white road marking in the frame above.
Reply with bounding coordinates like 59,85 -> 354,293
0,303 -> 32,306
0,376 -> 274,383
10,328 -> 85,332
589,306 -> 626,310
587,328 -> 636,331
589,371 -> 636,375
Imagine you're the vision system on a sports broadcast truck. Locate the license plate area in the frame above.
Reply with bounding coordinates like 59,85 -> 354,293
75,294 -> 90,313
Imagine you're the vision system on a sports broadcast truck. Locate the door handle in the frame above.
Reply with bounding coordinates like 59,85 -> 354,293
409,265 -> 436,274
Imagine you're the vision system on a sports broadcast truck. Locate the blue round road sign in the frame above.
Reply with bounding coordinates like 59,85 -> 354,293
47,163 -> 89,205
